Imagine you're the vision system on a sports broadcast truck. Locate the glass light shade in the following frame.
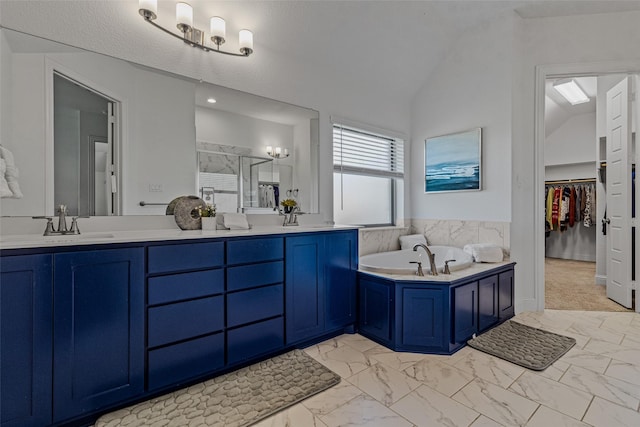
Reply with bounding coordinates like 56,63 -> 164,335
553,79 -> 589,105
239,29 -> 254,51
139,0 -> 157,16
210,17 -> 226,39
283,148 -> 289,156
275,147 -> 282,155
176,2 -> 193,30
266,146 -> 273,155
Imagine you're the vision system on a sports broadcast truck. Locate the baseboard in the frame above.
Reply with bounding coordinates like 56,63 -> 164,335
516,298 -> 540,314
595,274 -> 606,286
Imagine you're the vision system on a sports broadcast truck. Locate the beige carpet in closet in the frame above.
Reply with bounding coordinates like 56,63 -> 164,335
545,257 -> 633,312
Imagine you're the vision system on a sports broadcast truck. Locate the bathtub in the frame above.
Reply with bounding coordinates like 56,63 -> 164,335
360,246 -> 473,275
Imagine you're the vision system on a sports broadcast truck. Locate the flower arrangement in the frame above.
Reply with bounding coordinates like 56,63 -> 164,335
280,199 -> 297,208
198,204 -> 217,217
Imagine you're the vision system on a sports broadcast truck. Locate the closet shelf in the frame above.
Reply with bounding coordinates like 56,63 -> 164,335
545,178 -> 597,185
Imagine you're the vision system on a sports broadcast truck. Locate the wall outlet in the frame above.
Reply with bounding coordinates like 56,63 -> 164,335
149,183 -> 163,192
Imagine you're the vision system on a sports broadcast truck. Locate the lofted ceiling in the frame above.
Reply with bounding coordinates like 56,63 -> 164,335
545,76 -> 597,137
1,1 -> 640,110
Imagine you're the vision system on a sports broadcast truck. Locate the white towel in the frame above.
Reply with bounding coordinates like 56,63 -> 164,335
399,234 -> 428,250
223,213 -> 250,230
463,243 -> 503,263
0,159 -> 13,198
0,146 -> 23,198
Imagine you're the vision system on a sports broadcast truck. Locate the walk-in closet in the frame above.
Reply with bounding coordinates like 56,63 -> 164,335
544,75 -> 637,312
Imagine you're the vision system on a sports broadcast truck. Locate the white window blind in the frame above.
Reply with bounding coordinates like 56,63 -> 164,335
333,124 -> 404,178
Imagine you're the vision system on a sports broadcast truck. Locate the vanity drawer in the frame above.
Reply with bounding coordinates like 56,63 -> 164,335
227,317 -> 284,365
227,261 -> 284,292
148,269 -> 224,305
227,284 -> 284,328
227,237 -> 283,265
148,296 -> 223,347
147,332 -> 224,391
148,241 -> 224,274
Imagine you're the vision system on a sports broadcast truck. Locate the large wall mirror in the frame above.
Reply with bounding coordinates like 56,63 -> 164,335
0,27 -> 319,217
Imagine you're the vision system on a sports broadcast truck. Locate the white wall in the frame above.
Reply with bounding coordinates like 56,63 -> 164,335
0,31 -> 11,172
512,11 -> 640,310
410,12 -> 514,223
545,112 -> 596,167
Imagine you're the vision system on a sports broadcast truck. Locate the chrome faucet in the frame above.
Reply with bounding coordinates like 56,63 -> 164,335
412,243 -> 438,276
33,204 -> 87,236
282,206 -> 301,226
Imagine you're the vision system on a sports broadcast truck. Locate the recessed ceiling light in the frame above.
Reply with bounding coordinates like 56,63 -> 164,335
553,79 -> 589,105
207,97 -> 217,104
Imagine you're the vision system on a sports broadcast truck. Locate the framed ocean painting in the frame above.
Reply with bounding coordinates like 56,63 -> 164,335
425,128 -> 482,193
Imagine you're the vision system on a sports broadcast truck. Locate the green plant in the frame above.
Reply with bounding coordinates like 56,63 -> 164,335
280,199 -> 297,208
198,204 -> 217,217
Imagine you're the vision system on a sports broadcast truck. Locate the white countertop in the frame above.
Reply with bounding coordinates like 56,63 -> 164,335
359,260 -> 514,282
0,224 -> 359,250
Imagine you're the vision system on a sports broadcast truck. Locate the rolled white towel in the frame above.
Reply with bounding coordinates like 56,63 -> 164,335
0,159 -> 13,198
223,213 -> 250,230
0,146 -> 23,198
463,243 -> 503,263
399,234 -> 428,250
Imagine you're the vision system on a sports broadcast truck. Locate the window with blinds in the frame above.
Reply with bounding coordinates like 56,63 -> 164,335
333,125 -> 404,178
333,123 -> 404,226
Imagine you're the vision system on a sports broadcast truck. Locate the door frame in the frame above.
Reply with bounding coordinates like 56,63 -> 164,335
534,61 -> 640,313
45,58 -> 124,216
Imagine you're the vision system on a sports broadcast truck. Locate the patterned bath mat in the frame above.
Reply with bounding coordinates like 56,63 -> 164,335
467,320 -> 576,371
95,349 -> 340,427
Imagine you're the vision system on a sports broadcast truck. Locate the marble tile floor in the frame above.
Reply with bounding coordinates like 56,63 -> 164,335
254,310 -> 640,427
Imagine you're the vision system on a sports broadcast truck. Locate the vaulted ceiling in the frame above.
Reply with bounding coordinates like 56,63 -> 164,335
2,1 -> 640,108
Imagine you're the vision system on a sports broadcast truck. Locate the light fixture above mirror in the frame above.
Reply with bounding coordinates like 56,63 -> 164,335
138,0 -> 254,57
266,146 -> 289,159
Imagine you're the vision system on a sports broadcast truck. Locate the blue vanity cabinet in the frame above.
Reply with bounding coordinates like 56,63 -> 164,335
453,281 -> 479,343
398,286 -> 446,350
324,230 -> 358,331
478,275 -> 499,331
227,237 -> 285,365
498,269 -> 515,320
53,247 -> 144,423
285,234 -> 325,344
358,277 -> 393,345
146,241 -> 225,391
0,254 -> 52,427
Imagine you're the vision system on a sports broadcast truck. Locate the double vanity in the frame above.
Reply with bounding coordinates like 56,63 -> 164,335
0,225 -> 514,427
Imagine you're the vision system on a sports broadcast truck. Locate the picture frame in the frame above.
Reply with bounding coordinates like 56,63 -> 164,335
424,128 -> 482,193
201,186 -> 215,205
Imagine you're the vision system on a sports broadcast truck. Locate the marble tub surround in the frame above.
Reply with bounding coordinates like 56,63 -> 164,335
358,226 -> 410,256
411,219 -> 510,257
252,309 -> 640,427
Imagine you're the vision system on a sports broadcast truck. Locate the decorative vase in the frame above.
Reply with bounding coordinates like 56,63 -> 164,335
201,216 -> 217,231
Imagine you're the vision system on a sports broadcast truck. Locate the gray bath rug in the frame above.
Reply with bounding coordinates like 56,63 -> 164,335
95,349 -> 340,427
467,320 -> 576,371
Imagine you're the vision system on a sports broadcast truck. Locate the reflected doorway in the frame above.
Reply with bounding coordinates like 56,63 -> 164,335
53,73 -> 118,216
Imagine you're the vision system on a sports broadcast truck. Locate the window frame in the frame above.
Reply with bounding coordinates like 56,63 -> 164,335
332,119 -> 404,227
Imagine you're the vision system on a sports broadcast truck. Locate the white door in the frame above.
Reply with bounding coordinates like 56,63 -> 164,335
605,76 -> 633,308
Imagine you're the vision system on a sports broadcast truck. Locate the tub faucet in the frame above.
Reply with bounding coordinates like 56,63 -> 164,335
412,243 -> 438,276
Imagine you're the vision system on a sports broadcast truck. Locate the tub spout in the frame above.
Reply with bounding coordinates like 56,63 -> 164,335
412,243 -> 438,276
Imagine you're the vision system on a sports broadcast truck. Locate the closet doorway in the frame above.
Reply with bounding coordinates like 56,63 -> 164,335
543,74 -> 634,312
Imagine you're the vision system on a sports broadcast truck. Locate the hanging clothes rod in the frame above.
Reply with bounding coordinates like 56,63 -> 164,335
545,178 -> 597,185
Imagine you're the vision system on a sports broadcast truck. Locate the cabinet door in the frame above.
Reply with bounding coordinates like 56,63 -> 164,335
478,275 -> 499,331
1,254 -> 52,427
324,231 -> 358,331
53,248 -> 144,423
285,235 -> 324,344
453,281 -> 478,343
358,278 -> 393,344
401,287 -> 445,348
498,269 -> 515,320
